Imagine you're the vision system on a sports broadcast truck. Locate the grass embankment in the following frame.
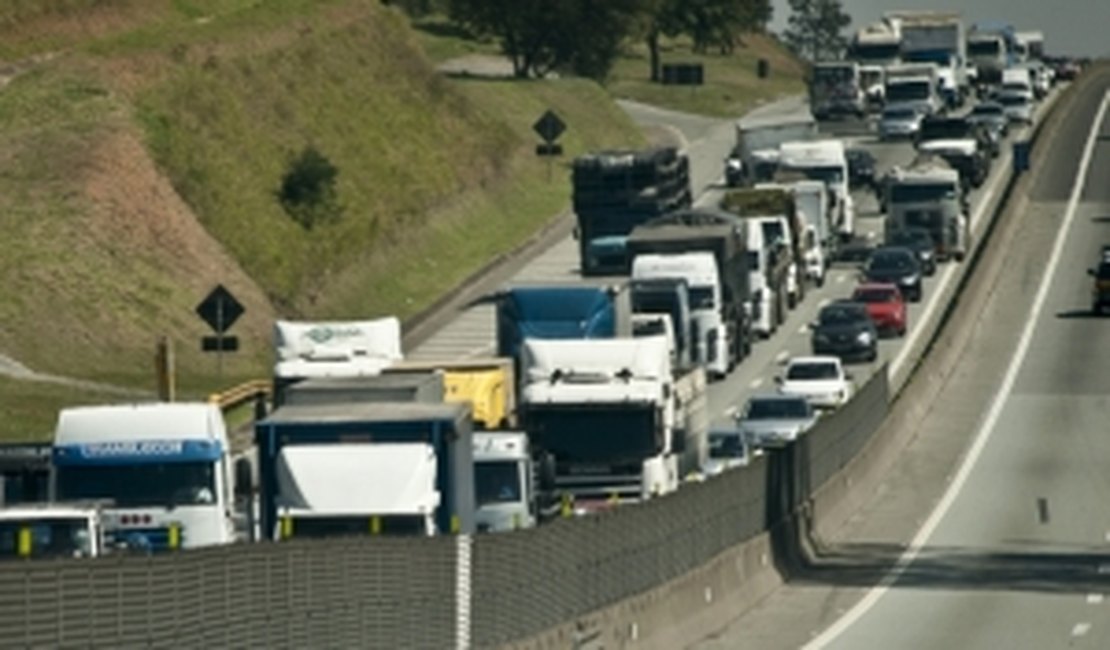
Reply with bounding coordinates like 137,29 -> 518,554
0,0 -> 644,440
0,377 -> 126,442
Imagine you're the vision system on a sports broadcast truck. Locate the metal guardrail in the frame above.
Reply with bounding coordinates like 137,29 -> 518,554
207,379 -> 270,412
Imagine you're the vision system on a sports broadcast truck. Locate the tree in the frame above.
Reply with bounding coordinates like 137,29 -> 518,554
783,0 -> 850,62
278,146 -> 344,231
640,0 -> 774,81
448,0 -> 639,81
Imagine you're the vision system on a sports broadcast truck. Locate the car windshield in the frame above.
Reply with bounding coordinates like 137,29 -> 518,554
745,398 -> 811,420
890,230 -> 932,248
854,288 -> 897,303
973,104 -> 1004,117
998,95 -> 1029,107
869,251 -> 915,272
786,362 -> 839,381
819,305 -> 863,324
883,107 -> 916,119
709,433 -> 746,459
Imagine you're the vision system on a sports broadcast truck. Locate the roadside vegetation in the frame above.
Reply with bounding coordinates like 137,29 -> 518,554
0,0 -> 804,438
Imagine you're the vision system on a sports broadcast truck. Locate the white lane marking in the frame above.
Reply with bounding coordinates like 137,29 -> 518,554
1104,531 -> 1110,543
775,351 -> 789,364
1072,623 -> 1092,637
799,324 -> 810,335
750,378 -> 764,389
804,92 -> 1110,649
836,275 -> 847,284
724,406 -> 738,417
1087,594 -> 1104,604
819,298 -> 832,308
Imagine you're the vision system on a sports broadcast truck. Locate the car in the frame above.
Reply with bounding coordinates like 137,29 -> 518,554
846,148 -> 878,190
878,104 -> 924,141
776,356 -> 854,410
851,283 -> 908,338
703,428 -> 755,475
810,301 -> 879,362
966,102 -> 1010,154
886,227 -> 937,276
862,246 -> 924,302
733,394 -> 819,449
1087,249 -> 1110,314
996,91 -> 1034,125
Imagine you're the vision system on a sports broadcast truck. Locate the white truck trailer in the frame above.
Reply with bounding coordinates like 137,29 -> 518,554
52,403 -> 237,551
272,318 -> 403,404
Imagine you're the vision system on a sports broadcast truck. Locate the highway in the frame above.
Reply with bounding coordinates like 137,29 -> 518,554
693,70 -> 1110,648
409,89 -> 1044,431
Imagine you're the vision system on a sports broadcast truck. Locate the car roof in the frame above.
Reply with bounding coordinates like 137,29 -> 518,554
854,282 -> 899,292
787,355 -> 841,366
872,245 -> 916,257
747,393 -> 808,403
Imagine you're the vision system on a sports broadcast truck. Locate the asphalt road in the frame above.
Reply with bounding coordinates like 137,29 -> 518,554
410,91 -> 1044,434
692,71 -> 1110,649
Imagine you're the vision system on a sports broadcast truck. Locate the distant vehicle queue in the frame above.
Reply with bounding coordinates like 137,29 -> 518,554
0,9 -> 1080,560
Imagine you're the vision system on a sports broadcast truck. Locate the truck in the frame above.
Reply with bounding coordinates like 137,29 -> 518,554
0,443 -> 52,505
280,373 -> 445,407
808,61 -> 866,120
884,158 -> 969,262
520,336 -> 708,512
849,18 -> 902,67
886,11 -> 967,108
0,504 -> 105,559
723,187 -> 810,309
384,357 -> 517,429
884,62 -> 943,117
473,431 -> 535,532
1014,31 -> 1045,62
627,209 -> 755,367
727,113 -> 819,188
52,402 -> 237,551
253,401 -> 474,539
629,277 -> 694,372
759,181 -> 832,287
967,22 -> 1017,87
777,140 -> 855,243
630,252 -> 733,378
496,284 -> 630,385
573,147 -> 692,276
272,318 -> 403,405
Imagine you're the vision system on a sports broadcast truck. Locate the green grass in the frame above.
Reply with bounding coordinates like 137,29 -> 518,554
607,33 -> 807,118
408,14 -> 502,64
0,377 -> 126,442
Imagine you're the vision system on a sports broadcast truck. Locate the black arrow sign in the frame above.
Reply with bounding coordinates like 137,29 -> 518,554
533,110 -> 567,144
195,284 -> 244,335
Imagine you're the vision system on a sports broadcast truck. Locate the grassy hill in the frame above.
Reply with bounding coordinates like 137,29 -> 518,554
0,1 -> 804,441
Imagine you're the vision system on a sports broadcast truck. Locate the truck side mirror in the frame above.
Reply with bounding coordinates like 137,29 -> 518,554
234,457 -> 253,500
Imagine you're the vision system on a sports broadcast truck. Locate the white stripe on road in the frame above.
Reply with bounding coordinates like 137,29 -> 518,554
775,351 -> 789,364
804,91 -> 1110,650
1087,594 -> 1103,604
750,378 -> 764,389
1071,623 -> 1092,638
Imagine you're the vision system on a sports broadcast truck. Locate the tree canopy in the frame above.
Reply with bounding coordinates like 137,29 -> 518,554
782,0 -> 851,62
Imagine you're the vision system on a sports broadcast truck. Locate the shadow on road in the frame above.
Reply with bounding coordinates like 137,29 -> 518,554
1056,309 -> 1104,319
783,539 -> 1110,595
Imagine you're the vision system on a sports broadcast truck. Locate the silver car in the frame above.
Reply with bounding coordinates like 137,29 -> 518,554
878,104 -> 924,141
996,91 -> 1034,124
735,394 -> 820,449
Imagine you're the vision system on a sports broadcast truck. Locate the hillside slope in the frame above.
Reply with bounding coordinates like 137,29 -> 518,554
0,0 -> 645,412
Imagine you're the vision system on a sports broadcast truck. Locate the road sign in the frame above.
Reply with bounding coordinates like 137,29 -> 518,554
533,110 -> 566,144
535,143 -> 564,157
202,336 -> 240,352
195,285 -> 244,334
661,63 -> 705,86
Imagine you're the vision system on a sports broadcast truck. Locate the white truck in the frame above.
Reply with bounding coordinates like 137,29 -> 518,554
884,63 -> 943,117
520,336 -> 708,512
0,504 -> 105,559
473,431 -> 535,532
728,113 -> 819,187
762,180 -> 833,287
272,318 -> 403,405
850,18 -> 902,67
809,61 -> 866,120
777,140 -> 854,244
1014,31 -> 1044,62
52,403 -> 237,551
885,159 -> 969,262
632,252 -> 730,378
885,11 -> 967,108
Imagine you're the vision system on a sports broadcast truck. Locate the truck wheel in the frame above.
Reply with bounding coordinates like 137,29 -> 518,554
788,292 -> 797,310
816,273 -> 826,288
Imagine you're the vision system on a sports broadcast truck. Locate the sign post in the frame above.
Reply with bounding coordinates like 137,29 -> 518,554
533,110 -> 567,181
195,284 -> 245,381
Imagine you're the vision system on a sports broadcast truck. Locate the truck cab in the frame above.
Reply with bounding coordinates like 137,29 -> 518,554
885,162 -> 969,262
777,140 -> 855,243
809,61 -> 865,120
52,403 -> 236,551
473,431 -> 535,532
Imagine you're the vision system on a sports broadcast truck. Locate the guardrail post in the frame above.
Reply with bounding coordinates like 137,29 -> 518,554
155,336 -> 175,401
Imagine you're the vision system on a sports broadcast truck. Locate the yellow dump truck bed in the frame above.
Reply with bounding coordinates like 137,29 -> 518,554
384,358 -> 516,429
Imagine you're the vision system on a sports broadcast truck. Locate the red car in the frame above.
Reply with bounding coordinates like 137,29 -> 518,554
851,283 -> 907,337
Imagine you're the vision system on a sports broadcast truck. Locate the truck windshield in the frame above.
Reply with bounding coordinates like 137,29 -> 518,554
475,461 -> 522,506
891,183 -> 957,203
792,165 -> 844,186
688,286 -> 716,310
525,405 -> 659,462
968,40 -> 1001,56
851,43 -> 900,62
56,462 -> 217,508
0,519 -> 93,559
289,515 -> 427,537
886,81 -> 930,103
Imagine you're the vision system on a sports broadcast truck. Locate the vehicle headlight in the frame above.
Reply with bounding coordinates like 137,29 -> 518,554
856,331 -> 873,345
900,274 -> 920,286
